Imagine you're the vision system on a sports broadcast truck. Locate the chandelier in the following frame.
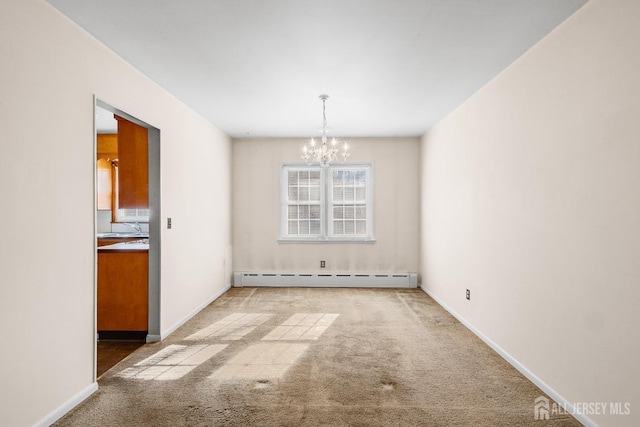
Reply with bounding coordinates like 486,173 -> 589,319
302,94 -> 350,165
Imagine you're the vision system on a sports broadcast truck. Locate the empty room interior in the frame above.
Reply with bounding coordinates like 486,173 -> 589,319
1,0 -> 638,426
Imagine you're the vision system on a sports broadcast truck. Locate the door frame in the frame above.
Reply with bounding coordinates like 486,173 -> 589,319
93,97 -> 161,379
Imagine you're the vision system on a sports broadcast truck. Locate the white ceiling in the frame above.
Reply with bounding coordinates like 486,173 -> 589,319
47,0 -> 587,138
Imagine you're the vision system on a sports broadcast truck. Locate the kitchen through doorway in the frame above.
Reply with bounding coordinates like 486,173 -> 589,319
94,98 -> 161,380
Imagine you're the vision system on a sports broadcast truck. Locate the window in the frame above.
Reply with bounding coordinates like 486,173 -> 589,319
116,208 -> 149,223
280,163 -> 374,242
285,168 -> 322,237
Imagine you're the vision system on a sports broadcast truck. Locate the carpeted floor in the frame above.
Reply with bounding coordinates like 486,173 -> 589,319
56,287 -> 582,426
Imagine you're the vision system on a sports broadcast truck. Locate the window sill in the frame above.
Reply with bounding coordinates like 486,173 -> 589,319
278,237 -> 376,244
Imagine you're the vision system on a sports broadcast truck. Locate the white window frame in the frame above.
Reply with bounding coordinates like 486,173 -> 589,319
279,163 -> 375,243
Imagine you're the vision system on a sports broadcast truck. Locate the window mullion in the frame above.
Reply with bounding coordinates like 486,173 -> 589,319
322,166 -> 328,239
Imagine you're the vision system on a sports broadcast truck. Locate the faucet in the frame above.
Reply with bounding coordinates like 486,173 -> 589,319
124,222 -> 142,233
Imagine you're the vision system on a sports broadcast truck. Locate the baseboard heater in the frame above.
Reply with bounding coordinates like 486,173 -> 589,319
233,272 -> 418,289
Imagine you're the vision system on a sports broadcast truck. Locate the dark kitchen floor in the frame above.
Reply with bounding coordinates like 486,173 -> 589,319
97,340 -> 145,378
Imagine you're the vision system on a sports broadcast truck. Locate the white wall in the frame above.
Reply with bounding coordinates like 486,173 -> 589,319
0,1 -> 231,425
233,138 -> 420,273
420,0 -> 639,425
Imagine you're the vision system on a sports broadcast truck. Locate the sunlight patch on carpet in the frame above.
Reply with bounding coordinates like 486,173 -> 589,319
184,313 -> 272,341
262,313 -> 339,341
116,344 -> 227,380
208,342 -> 309,381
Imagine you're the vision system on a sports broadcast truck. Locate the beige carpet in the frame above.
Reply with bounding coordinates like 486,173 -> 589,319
56,288 -> 582,426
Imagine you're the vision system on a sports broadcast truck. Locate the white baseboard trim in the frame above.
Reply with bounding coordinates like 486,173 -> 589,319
420,285 -> 596,427
160,283 -> 231,340
34,381 -> 98,427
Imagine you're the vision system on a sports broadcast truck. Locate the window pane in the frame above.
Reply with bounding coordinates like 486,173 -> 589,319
355,187 -> 366,201
356,220 -> 367,234
345,221 -> 355,234
299,170 -> 309,184
356,206 -> 366,219
310,220 -> 321,234
345,206 -> 355,219
299,221 -> 309,234
333,187 -> 343,202
333,206 -> 343,219
288,221 -> 298,235
310,205 -> 321,219
344,170 -> 354,185
333,221 -> 343,235
288,171 -> 298,185
299,186 -> 309,201
344,186 -> 354,202
288,205 -> 298,219
333,170 -> 343,185
299,205 -> 309,219
288,186 -> 298,201
310,171 -> 321,185
310,186 -> 320,201
355,170 -> 366,184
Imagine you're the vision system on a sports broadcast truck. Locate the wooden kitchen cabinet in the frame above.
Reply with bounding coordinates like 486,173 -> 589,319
97,133 -> 118,156
97,250 -> 148,332
115,115 -> 148,208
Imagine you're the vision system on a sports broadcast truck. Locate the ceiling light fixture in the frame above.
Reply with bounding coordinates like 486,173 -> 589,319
302,94 -> 350,165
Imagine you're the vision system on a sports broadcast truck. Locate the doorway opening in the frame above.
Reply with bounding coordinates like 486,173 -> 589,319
94,98 -> 161,380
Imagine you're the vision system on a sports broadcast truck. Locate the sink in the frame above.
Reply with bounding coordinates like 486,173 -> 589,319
97,232 -> 149,238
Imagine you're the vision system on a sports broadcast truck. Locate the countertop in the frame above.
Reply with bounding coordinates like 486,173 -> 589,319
97,232 -> 149,239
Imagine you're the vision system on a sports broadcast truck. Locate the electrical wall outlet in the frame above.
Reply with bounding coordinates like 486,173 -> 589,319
466,289 -> 470,300
167,217 -> 172,229
320,260 -> 326,268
